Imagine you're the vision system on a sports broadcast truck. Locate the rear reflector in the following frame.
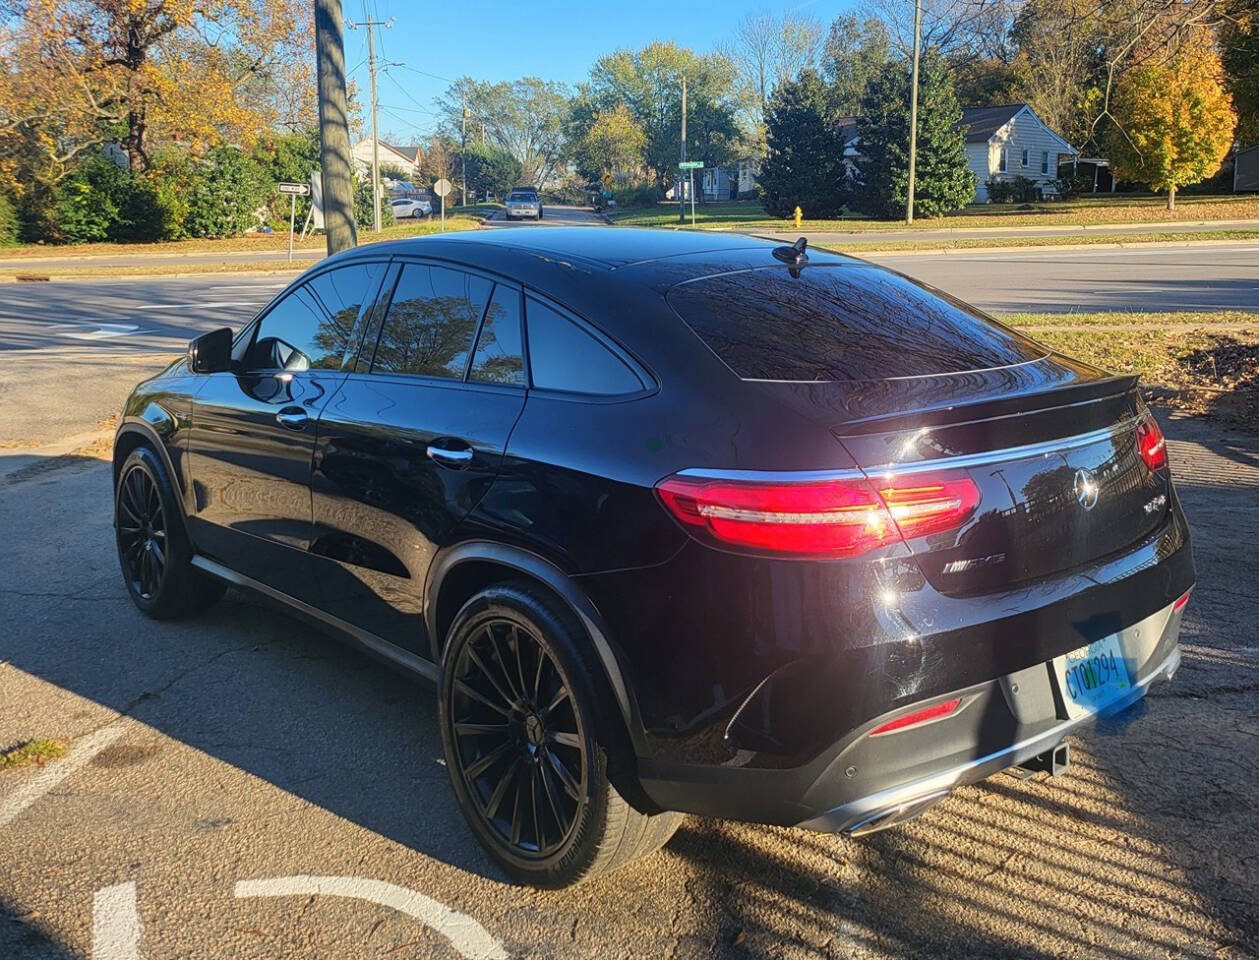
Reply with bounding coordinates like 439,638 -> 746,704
870,698 -> 962,736
656,470 -> 979,558
1173,590 -> 1191,611
1136,415 -> 1168,471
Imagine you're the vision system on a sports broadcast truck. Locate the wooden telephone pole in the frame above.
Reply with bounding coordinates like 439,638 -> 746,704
314,0 -> 356,254
905,0 -> 922,225
347,12 -> 391,232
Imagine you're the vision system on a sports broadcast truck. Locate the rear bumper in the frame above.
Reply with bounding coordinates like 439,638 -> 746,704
636,587 -> 1189,828
800,642 -> 1181,835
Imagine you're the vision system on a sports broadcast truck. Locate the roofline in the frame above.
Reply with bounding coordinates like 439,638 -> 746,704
990,105 -> 1078,155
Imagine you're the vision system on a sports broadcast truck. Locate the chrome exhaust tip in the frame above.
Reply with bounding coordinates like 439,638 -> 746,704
845,790 -> 950,837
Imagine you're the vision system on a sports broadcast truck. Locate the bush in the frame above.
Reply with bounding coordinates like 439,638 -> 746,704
0,193 -> 17,246
985,176 -> 1039,204
353,176 -> 395,229
54,157 -> 132,243
1053,168 -> 1094,200
183,147 -> 270,238
611,181 -> 659,209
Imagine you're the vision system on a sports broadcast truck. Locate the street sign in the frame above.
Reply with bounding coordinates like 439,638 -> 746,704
277,181 -> 310,196
678,161 -> 704,170
433,178 -> 452,197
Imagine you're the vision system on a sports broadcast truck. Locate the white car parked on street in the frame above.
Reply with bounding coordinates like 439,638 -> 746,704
390,197 -> 432,219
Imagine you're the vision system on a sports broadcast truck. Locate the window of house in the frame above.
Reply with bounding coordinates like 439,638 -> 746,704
370,264 -> 491,379
998,148 -> 1007,173
1041,150 -> 1050,175
1021,148 -> 1029,167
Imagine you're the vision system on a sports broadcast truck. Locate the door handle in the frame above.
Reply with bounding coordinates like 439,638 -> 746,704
426,444 -> 474,467
276,407 -> 309,430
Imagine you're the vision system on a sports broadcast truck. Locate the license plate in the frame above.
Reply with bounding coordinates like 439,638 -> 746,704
1053,635 -> 1130,717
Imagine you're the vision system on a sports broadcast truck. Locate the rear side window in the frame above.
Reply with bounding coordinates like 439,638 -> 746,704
372,264 -> 491,379
468,284 -> 525,385
667,266 -> 1047,382
525,298 -> 643,395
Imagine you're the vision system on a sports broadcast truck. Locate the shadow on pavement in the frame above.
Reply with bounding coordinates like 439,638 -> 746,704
2,426 -> 1257,958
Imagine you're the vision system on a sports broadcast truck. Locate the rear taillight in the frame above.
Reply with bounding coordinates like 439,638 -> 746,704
1136,415 -> 1168,471
655,470 -> 979,558
1173,590 -> 1191,611
870,698 -> 962,736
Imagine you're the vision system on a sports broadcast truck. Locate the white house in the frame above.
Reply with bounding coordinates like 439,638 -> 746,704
351,139 -> 423,177
959,104 -> 1077,202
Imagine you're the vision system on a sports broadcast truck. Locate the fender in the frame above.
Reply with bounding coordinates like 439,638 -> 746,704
425,540 -> 648,755
113,414 -> 194,539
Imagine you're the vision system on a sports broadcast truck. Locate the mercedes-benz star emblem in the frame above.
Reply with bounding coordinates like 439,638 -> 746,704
1074,467 -> 1099,511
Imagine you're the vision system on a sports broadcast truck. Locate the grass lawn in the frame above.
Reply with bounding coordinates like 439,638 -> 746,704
1008,311 -> 1259,430
607,195 -> 1259,232
0,738 -> 67,770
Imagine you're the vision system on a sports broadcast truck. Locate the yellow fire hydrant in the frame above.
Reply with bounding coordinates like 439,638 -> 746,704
793,206 -> 802,229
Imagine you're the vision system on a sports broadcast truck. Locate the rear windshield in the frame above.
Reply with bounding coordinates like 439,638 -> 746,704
508,192 -> 535,201
667,266 -> 1048,382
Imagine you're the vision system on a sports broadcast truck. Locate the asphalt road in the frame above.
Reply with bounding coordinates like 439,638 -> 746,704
2,411 -> 1256,959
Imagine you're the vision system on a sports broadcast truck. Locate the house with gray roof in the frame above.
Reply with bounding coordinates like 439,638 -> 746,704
960,104 -> 1077,202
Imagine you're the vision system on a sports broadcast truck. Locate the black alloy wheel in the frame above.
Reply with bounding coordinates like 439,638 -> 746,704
117,461 -> 168,602
448,617 -> 586,858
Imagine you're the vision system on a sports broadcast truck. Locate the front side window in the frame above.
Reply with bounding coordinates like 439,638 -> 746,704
371,264 -> 491,378
468,284 -> 525,385
243,262 -> 381,371
525,298 -> 643,395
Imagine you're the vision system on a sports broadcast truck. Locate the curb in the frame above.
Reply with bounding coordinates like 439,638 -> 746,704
832,237 -> 1259,258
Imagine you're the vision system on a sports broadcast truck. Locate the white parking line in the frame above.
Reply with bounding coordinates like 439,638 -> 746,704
234,876 -> 509,959
92,882 -> 143,960
0,720 -> 127,829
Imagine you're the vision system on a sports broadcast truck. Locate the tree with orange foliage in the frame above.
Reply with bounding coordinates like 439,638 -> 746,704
1106,30 -> 1237,209
1,0 -> 312,183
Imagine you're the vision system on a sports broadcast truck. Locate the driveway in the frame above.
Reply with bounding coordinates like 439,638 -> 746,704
484,204 -> 604,226
1,397 -> 1257,958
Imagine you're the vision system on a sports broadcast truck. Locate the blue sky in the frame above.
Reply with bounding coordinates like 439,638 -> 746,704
343,0 -> 858,142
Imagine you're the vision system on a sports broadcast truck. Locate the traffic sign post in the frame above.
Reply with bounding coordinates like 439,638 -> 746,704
277,182 -> 311,261
678,161 -> 703,226
433,178 -> 452,232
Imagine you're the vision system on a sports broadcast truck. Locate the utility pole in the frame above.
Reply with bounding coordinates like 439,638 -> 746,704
678,75 -> 686,224
314,0 -> 356,254
347,11 -> 391,232
461,93 -> 469,206
905,0 -> 922,225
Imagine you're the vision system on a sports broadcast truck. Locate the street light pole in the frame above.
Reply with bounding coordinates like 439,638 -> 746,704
678,75 -> 686,224
905,0 -> 922,225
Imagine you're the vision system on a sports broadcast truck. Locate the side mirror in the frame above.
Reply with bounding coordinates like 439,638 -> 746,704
187,327 -> 233,374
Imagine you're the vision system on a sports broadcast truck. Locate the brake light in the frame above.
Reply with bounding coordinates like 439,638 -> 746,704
1173,590 -> 1191,611
870,698 -> 962,736
655,470 -> 979,558
1136,415 -> 1167,471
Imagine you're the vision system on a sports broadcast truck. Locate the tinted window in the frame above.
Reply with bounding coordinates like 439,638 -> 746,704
468,284 -> 525,385
245,262 -> 380,371
372,264 -> 491,378
525,298 -> 643,395
667,266 -> 1047,382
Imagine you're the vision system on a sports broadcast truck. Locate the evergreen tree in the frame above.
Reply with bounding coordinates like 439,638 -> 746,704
757,69 -> 848,218
854,57 -> 976,219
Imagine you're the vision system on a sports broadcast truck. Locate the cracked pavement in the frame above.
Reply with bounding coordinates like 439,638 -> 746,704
2,380 -> 1258,957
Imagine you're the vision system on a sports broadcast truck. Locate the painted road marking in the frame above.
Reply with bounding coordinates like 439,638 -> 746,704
0,720 -> 127,828
92,882 -> 142,960
54,322 -> 140,341
130,301 -> 257,311
234,876 -> 509,960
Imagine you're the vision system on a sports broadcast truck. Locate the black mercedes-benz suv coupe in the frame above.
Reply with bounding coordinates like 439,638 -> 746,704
113,227 -> 1194,887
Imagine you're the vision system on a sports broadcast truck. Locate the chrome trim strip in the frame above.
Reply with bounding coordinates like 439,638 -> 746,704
798,643 -> 1181,834
674,415 -> 1139,484
190,555 -> 439,682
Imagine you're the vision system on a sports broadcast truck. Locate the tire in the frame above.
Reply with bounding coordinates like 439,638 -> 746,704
439,580 -> 682,888
114,446 -> 226,620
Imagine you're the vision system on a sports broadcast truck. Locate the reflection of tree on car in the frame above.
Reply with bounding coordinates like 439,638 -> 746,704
373,296 -> 480,375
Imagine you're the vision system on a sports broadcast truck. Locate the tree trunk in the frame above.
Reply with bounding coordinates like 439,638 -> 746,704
1167,185 -> 1176,210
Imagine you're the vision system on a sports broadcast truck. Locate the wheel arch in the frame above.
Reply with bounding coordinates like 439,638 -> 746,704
425,541 -> 647,755
113,419 -> 192,539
